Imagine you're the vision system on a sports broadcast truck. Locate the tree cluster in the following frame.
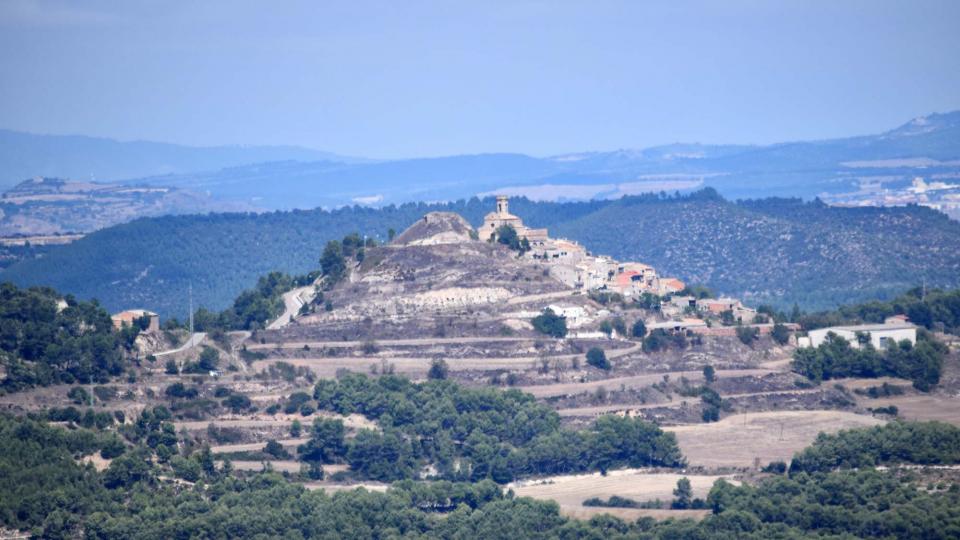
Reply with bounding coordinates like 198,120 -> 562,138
792,331 -> 946,390
0,283 -> 128,391
531,308 -> 567,338
2,412 -> 960,539
788,420 -> 960,473
305,373 -> 683,482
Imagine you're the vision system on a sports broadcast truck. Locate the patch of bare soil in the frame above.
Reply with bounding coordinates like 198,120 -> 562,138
508,469 -> 732,519
210,438 -> 310,454
176,412 -> 375,431
865,394 -> 960,425
666,410 -> 884,469
519,369 -> 778,398
228,461 -> 349,475
303,482 -> 389,493
77,454 -> 112,472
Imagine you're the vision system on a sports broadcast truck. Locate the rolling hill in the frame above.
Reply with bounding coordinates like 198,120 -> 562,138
5,190 -> 959,317
121,111 -> 960,209
4,112 -> 959,212
0,129 -> 361,189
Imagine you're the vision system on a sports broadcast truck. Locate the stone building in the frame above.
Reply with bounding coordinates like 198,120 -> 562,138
112,309 -> 160,333
481,195 -> 549,242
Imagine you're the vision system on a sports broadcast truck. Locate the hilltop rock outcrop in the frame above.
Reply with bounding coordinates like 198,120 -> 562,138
393,212 -> 475,246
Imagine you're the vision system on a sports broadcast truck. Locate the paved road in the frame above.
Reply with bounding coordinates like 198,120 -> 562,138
267,286 -> 315,330
154,332 -> 206,357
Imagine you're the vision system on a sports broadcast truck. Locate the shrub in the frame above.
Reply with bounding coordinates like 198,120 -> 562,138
771,323 -> 791,345
531,309 -> 567,338
736,326 -> 759,345
702,365 -> 716,383
222,393 -> 252,412
67,387 -> 90,405
427,359 -> 449,380
264,439 -> 292,459
586,348 -> 610,370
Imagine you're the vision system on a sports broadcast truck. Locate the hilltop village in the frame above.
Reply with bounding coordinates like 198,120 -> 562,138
474,195 -> 767,334
2,193 -> 954,533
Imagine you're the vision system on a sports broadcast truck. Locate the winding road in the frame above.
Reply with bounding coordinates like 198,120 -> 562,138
267,286 -> 316,330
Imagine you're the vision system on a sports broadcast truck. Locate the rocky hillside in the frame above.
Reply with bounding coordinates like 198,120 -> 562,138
279,228 -> 571,341
393,212 -> 475,246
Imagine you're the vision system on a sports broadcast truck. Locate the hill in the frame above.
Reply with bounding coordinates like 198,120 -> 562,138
0,177 -> 249,236
0,129 -> 360,189
4,190 -> 959,317
550,192 -> 960,309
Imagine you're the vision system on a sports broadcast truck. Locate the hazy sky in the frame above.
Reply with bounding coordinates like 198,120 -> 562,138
1,0 -> 958,158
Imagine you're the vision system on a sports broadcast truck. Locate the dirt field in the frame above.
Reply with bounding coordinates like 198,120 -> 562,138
229,461 -> 349,474
303,482 -> 389,493
247,336 -> 533,351
250,355 -> 576,378
509,469 -> 731,519
666,410 -> 885,468
835,377 -> 913,390
866,394 -> 960,425
519,369 -> 778,398
175,412 -> 376,432
556,388 -> 822,417
563,507 -> 712,521
211,438 -> 310,454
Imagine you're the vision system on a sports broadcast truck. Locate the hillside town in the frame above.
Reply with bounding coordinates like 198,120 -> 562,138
482,195 -> 687,297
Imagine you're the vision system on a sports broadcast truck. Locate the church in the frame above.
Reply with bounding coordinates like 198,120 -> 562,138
480,195 -> 549,242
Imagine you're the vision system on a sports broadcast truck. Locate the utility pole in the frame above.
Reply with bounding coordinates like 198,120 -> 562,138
189,283 -> 194,338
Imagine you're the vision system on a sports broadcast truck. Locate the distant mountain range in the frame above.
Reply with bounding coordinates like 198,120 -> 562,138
2,111 -> 959,213
0,129 -> 364,189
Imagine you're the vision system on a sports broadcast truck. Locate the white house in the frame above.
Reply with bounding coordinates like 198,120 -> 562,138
805,322 -> 916,350
547,304 -> 588,328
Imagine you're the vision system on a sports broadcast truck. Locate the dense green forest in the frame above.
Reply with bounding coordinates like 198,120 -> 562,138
0,283 -> 133,392
3,412 -> 960,539
304,373 -> 683,482
5,190 -> 959,317
789,421 -> 960,473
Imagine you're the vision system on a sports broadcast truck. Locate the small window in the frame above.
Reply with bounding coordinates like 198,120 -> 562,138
879,337 -> 889,347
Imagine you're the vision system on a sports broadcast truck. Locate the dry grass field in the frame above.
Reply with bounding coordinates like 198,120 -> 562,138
303,482 -> 389,493
250,355 -> 565,378
210,438 -> 310,454
509,469 -> 732,519
666,410 -> 885,468
175,412 -> 376,432
229,461 -> 350,475
518,369 -> 777,398
866,394 -> 960,425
